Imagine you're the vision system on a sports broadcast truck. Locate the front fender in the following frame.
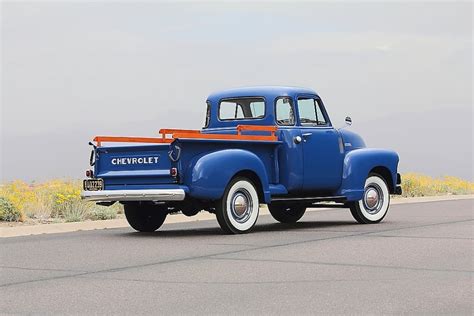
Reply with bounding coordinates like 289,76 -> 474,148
184,149 -> 270,202
337,148 -> 399,201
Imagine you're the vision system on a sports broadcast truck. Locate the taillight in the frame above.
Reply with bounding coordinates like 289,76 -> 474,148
85,170 -> 93,178
170,167 -> 178,178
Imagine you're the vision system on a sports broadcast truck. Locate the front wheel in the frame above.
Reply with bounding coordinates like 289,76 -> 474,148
349,173 -> 390,224
216,177 -> 260,234
124,203 -> 168,232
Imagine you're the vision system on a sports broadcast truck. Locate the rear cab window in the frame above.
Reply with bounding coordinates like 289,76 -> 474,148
219,97 -> 265,121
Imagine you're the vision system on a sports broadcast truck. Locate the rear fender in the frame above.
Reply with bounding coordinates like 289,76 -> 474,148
337,148 -> 399,201
184,149 -> 271,203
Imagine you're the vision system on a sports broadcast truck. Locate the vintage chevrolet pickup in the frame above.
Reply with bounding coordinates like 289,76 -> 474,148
81,86 -> 401,234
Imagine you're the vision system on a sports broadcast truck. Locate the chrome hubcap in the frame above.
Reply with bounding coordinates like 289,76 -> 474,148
234,195 -> 248,216
230,190 -> 252,223
365,188 -> 379,209
363,184 -> 383,214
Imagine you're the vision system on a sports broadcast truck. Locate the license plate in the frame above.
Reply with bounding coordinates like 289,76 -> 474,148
83,179 -> 104,191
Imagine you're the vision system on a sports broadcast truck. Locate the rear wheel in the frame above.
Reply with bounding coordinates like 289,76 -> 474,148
124,203 -> 168,232
216,177 -> 260,234
268,204 -> 306,223
349,173 -> 390,224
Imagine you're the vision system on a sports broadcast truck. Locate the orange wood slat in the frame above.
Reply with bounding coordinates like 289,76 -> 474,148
172,132 -> 277,142
94,125 -> 279,146
236,125 -> 278,133
93,136 -> 172,146
159,128 -> 201,135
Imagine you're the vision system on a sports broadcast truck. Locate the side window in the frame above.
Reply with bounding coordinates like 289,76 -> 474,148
204,102 -> 211,128
297,98 -> 328,126
218,98 -> 265,120
275,97 -> 295,126
297,98 -> 316,124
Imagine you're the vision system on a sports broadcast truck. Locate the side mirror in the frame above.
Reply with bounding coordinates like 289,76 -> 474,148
345,116 -> 352,126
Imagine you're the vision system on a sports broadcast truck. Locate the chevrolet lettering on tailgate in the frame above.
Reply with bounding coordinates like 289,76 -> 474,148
81,86 -> 402,234
111,156 -> 160,165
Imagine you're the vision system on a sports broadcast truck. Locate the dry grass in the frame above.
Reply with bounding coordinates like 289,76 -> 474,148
0,174 -> 472,222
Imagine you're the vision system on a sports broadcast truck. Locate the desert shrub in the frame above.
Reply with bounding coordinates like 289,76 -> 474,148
441,176 -> 474,195
113,203 -> 124,214
0,179 -> 124,222
0,180 -> 34,219
401,173 -> 474,197
0,197 -> 23,222
89,206 -> 118,220
62,200 -> 91,222
0,179 -> 83,221
50,180 -> 82,218
23,190 -> 54,221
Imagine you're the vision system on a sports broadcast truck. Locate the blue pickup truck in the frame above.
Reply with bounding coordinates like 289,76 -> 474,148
82,86 -> 401,234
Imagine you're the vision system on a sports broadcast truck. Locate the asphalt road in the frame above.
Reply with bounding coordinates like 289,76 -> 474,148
1,199 -> 472,314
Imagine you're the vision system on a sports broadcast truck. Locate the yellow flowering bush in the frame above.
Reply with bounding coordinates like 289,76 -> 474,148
49,180 -> 82,217
401,173 -> 474,197
0,180 -> 36,217
0,179 -> 121,222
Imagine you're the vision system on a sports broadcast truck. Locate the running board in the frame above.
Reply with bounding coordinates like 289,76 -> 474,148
270,196 -> 347,204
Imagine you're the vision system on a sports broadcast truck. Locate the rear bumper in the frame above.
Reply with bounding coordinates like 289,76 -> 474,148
81,189 -> 186,202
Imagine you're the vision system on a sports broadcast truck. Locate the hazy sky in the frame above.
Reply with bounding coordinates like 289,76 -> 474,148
1,1 -> 473,182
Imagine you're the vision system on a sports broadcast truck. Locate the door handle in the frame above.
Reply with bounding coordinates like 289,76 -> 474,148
302,133 -> 312,138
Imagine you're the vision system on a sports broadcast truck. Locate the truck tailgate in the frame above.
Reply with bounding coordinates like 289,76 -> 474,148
94,144 -> 174,187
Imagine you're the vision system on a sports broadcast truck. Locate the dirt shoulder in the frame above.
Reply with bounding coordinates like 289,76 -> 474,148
1,194 -> 472,238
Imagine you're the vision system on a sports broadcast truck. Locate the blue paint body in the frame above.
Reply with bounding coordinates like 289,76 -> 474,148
91,86 -> 400,204
185,148 -> 272,202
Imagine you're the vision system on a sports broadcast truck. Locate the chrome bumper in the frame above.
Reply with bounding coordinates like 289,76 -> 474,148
81,189 -> 186,202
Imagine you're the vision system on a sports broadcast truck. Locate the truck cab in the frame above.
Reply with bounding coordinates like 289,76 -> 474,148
82,86 -> 402,234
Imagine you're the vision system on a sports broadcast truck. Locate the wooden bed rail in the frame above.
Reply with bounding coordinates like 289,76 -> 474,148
93,136 -> 173,147
93,125 -> 278,146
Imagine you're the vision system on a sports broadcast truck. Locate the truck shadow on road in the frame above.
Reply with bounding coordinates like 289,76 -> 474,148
115,220 -> 357,238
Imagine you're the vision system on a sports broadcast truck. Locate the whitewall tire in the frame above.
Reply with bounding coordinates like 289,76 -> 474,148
216,177 -> 260,234
349,174 -> 390,224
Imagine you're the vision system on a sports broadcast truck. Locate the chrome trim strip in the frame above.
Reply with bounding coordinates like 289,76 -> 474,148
81,189 -> 185,202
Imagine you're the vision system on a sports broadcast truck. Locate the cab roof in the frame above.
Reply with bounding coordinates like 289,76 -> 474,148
207,86 -> 319,101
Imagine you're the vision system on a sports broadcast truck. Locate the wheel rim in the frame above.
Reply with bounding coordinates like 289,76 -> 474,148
363,183 -> 384,214
230,189 -> 253,223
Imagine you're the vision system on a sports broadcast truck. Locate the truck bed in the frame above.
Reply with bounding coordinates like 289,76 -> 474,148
91,125 -> 281,192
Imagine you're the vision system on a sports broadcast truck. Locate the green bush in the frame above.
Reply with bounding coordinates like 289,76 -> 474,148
0,197 -> 23,222
89,206 -> 117,220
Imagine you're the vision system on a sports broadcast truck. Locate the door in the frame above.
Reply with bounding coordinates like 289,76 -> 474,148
297,96 -> 344,191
